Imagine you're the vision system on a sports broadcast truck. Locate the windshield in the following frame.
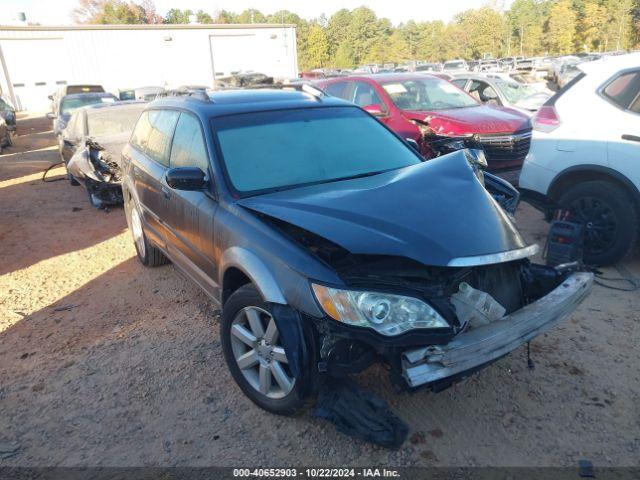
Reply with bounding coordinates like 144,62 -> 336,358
381,77 -> 478,111
494,79 -> 535,102
61,96 -> 115,116
87,106 -> 144,137
212,107 -> 421,195
443,61 -> 464,70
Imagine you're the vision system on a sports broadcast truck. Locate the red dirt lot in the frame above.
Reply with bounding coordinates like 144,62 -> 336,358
0,114 -> 639,467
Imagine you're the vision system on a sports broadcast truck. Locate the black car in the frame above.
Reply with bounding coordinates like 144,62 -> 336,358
121,86 -> 593,415
64,101 -> 147,207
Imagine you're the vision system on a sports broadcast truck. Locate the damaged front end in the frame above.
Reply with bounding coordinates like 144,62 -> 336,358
308,253 -> 592,391
241,151 -> 593,391
67,138 -> 124,206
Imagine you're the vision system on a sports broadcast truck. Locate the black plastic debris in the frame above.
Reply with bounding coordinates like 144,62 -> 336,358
312,377 -> 408,449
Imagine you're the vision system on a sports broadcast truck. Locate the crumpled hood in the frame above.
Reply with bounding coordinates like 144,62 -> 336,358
88,131 -> 130,165
402,105 -> 530,136
238,150 -> 528,267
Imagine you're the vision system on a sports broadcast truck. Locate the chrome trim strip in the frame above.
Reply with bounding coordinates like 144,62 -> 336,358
447,244 -> 539,267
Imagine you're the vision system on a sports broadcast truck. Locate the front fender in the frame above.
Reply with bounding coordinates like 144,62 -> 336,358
219,247 -> 287,305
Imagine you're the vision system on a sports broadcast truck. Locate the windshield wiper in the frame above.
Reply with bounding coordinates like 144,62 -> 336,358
312,169 -> 393,186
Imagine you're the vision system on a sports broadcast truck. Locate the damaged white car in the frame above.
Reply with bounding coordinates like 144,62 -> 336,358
64,101 -> 147,207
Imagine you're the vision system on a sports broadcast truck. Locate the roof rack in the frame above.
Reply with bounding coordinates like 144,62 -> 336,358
221,81 -> 327,100
159,87 -> 213,102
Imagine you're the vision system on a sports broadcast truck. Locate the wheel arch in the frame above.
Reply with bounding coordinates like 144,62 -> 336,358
548,165 -> 640,205
219,247 -> 287,306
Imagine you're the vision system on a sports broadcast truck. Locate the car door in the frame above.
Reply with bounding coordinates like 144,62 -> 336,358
163,111 -> 219,296
468,79 -> 501,105
600,69 -> 640,188
130,109 -> 179,248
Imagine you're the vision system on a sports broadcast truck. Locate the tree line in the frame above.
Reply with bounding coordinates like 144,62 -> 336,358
73,0 -> 640,71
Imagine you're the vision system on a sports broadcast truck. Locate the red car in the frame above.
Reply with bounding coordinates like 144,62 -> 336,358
316,73 -> 532,181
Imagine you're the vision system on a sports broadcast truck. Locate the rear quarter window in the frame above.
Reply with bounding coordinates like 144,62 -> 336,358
601,71 -> 640,112
130,111 -> 151,153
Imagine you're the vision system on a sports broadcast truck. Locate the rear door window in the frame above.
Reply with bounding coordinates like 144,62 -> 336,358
130,111 -> 152,153
170,113 -> 209,172
350,82 -> 384,109
145,110 -> 179,167
602,71 -> 640,112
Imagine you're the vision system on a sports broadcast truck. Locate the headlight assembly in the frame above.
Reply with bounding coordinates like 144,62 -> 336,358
311,284 -> 449,336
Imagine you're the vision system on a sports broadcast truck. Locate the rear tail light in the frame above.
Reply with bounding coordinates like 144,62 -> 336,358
532,105 -> 561,133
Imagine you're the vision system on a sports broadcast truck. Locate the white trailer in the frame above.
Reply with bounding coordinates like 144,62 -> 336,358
0,24 -> 298,111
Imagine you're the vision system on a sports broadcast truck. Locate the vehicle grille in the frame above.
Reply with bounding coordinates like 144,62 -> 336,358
476,130 -> 532,166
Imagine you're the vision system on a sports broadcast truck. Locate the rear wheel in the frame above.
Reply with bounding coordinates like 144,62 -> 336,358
221,284 -> 307,415
559,181 -> 638,265
124,194 -> 168,267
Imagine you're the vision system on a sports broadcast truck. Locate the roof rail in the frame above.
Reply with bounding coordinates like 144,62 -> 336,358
160,88 -> 213,102
233,81 -> 327,100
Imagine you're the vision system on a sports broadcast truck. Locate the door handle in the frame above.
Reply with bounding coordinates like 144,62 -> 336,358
161,186 -> 171,199
622,134 -> 640,143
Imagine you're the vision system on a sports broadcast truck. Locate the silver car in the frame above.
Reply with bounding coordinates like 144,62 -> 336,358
450,73 -> 551,115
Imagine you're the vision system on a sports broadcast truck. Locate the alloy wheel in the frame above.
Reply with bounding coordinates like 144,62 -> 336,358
230,306 -> 294,399
570,196 -> 617,255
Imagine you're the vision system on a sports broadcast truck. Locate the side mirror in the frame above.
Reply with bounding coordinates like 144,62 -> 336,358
46,112 -> 56,119
363,104 -> 386,117
166,167 -> 206,191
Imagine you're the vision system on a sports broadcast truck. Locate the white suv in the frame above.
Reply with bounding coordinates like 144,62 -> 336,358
519,53 -> 640,265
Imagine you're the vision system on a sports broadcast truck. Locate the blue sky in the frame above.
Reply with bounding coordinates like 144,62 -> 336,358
1,0 -> 513,26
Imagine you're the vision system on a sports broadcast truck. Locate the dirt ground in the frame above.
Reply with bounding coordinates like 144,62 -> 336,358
0,114 -> 639,468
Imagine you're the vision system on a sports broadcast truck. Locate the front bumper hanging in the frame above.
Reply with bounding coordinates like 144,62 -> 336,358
402,272 -> 593,388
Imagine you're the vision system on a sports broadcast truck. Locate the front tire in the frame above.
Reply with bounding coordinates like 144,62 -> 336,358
124,195 -> 168,267
559,180 -> 638,265
221,284 -> 307,415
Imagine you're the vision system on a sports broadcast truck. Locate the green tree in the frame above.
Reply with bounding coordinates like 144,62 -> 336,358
545,0 -> 576,54
603,0 -> 634,51
214,10 -> 237,24
164,8 -> 192,24
326,9 -> 353,58
235,9 -> 266,24
304,23 -> 330,68
196,9 -> 213,24
577,1 -> 609,51
333,42 -> 356,68
508,0 -> 545,56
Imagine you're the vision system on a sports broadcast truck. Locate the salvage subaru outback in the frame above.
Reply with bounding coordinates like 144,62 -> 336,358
121,86 -> 593,415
